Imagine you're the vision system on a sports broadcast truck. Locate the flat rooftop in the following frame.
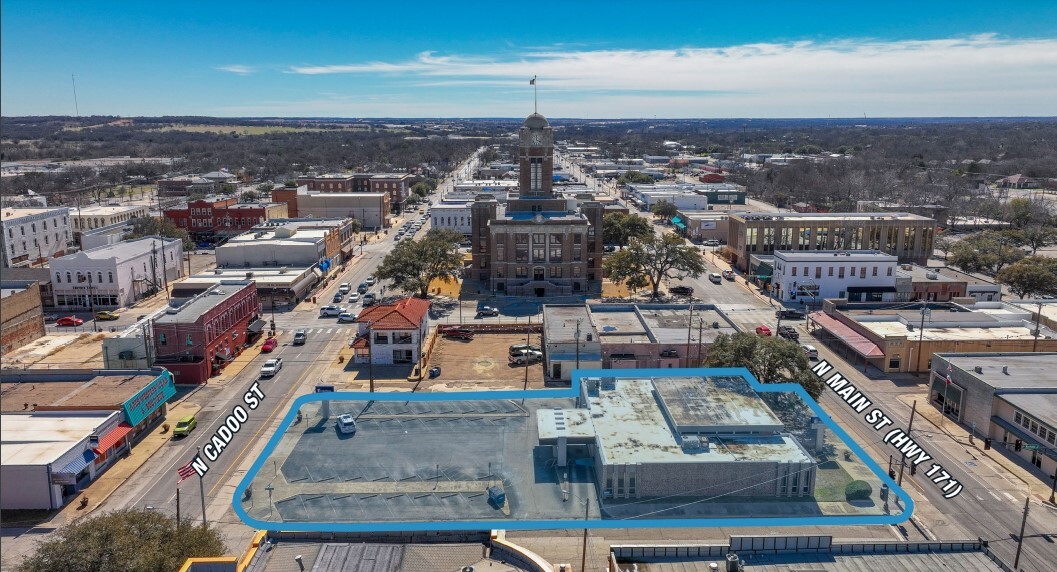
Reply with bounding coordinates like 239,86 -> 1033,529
180,267 -> 313,287
636,306 -> 737,344
72,205 -> 147,216
0,372 -> 160,411
155,281 -> 253,324
775,250 -> 898,262
78,236 -> 179,259
860,320 -> 1045,341
1,206 -> 69,220
999,393 -> 1057,429
940,353 -> 1057,391
0,411 -> 119,466
543,305 -> 594,344
653,376 -> 783,433
583,376 -> 811,465
896,265 -> 963,283
734,212 -> 934,223
622,550 -> 1003,572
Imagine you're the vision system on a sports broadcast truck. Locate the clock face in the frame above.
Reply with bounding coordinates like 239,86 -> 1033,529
531,132 -> 543,146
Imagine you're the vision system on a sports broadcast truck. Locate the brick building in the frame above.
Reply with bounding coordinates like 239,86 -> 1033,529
152,281 -> 263,384
295,172 -> 412,213
1,280 -> 46,354
469,112 -> 605,297
157,175 -> 218,197
163,196 -> 288,242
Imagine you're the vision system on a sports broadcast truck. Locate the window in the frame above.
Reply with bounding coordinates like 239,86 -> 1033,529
516,267 -> 528,278
551,266 -> 562,278
108,271 -> 114,283
186,334 -> 193,346
159,333 -> 167,346
533,233 -> 545,245
532,247 -> 545,262
573,246 -> 582,262
98,272 -> 103,284
887,267 -> 893,276
828,266 -> 833,277
872,266 -> 878,276
393,332 -> 413,344
66,272 -> 72,283
791,267 -> 797,276
850,266 -> 856,277
549,247 -> 562,261
839,266 -> 845,279
860,266 -> 867,279
815,266 -> 822,279
56,272 -> 62,283
573,266 -> 582,278
373,332 -> 389,345
573,233 -> 582,244
1015,412 -> 1022,425
550,233 -> 563,245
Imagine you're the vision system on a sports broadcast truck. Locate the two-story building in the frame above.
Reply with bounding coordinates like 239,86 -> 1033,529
351,297 -> 431,367
69,205 -> 149,238
270,185 -> 390,231
1,207 -> 73,268
49,237 -> 183,309
163,196 -> 288,242
152,281 -> 263,384
769,250 -> 901,304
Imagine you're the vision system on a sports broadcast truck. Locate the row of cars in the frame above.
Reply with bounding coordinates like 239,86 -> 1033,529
394,213 -> 429,241
755,308 -> 818,359
323,277 -> 379,322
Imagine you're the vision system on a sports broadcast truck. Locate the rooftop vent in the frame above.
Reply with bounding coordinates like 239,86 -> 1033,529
1002,366 -> 1009,375
214,268 -> 223,275
926,271 -> 939,280
974,366 -> 983,374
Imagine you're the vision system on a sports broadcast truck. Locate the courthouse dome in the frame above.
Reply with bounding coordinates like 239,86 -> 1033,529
523,113 -> 549,129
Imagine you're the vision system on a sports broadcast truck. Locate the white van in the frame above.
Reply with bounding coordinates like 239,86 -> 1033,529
708,272 -> 723,284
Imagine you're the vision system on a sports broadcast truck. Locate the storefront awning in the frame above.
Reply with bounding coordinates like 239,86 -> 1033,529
808,311 -> 884,358
59,449 -> 97,475
247,319 -> 267,333
312,268 -> 324,280
847,286 -> 898,293
94,423 -> 134,454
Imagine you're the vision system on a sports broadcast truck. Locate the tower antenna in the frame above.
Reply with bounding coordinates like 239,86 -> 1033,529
530,75 -> 537,114
71,74 -> 80,117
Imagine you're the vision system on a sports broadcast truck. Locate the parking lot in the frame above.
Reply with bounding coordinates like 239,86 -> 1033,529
427,332 -> 545,388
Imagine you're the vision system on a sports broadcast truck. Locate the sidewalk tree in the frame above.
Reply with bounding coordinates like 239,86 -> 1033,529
996,256 -> 1057,299
948,231 -> 1024,275
603,233 -> 705,299
374,228 -> 463,298
411,181 -> 430,197
602,212 -> 651,249
127,216 -> 192,250
703,332 -> 824,400
650,200 -> 679,222
16,508 -> 225,572
934,235 -> 954,261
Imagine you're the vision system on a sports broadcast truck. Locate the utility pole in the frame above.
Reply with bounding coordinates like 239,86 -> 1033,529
685,304 -> 694,367
1033,301 -> 1043,352
580,499 -> 589,572
367,322 -> 375,392
898,400 -> 917,486
524,315 -> 531,391
575,319 -> 582,370
918,303 -> 930,373
197,446 -> 207,528
696,318 -> 704,367
1013,495 -> 1030,570
176,486 -> 181,527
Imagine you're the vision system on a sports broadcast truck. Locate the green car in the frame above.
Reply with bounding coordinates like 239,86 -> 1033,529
172,415 -> 197,438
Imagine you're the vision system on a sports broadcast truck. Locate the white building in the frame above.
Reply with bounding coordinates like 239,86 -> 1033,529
70,205 -> 149,234
50,237 -> 183,309
0,207 -> 72,268
772,250 -> 899,303
430,203 -> 476,235
351,297 -> 431,366
218,225 -> 329,268
541,305 -> 602,381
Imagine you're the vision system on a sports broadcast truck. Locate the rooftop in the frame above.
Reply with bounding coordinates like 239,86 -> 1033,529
543,305 -> 594,344
999,393 -> 1057,429
72,205 -> 147,216
734,212 -> 935,223
0,411 -> 119,466
0,280 -> 35,298
578,376 -> 812,465
155,281 -> 254,324
896,264 -> 964,283
179,267 -> 315,288
652,376 -> 783,433
622,548 -> 1003,571
72,236 -> 180,260
355,297 -> 430,330
775,249 -> 898,261
0,370 -> 165,411
937,353 -> 1057,392
1,206 -> 69,221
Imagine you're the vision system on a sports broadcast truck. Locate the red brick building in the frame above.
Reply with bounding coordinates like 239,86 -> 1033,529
152,280 -> 264,384
295,173 -> 413,213
163,197 -> 288,241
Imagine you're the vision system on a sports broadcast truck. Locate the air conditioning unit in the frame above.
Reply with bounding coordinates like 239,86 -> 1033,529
926,271 -> 939,280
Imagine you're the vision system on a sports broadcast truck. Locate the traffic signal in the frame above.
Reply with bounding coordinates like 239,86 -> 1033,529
910,463 -> 917,476
889,468 -> 896,479
1015,439 -> 1023,452
984,438 -> 992,450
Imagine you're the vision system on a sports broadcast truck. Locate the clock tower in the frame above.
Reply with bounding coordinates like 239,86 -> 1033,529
518,112 -> 554,198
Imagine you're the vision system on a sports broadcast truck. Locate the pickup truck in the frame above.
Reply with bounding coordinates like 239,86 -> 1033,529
260,358 -> 283,377
509,349 -> 543,365
777,325 -> 800,341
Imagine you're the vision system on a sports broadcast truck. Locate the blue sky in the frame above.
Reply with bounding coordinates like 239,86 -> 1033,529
2,1 -> 1056,118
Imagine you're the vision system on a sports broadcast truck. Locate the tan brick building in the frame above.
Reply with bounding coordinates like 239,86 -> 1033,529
1,280 -> 46,354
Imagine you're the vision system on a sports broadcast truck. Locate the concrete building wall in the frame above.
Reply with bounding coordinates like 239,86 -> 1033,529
1,207 -> 72,268
992,398 -> 1057,479
50,238 -> 183,309
216,241 -> 323,268
1,281 -> 45,354
0,464 -> 52,510
601,460 -> 815,500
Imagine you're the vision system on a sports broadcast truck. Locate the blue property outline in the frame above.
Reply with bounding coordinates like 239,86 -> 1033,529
232,367 -> 913,531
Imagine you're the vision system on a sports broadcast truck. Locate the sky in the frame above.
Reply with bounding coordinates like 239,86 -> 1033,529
2,1 -> 1056,119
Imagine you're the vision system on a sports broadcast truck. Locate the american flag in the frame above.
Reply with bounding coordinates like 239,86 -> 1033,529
177,460 -> 197,484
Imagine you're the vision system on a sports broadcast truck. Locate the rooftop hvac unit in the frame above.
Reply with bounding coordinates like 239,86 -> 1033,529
926,271 -> 939,280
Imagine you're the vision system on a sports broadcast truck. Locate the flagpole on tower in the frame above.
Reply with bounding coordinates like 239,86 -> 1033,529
531,75 -> 537,113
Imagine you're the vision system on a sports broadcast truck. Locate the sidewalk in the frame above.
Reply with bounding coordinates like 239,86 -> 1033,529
55,400 -> 202,526
896,393 -> 1052,500
208,331 -> 281,387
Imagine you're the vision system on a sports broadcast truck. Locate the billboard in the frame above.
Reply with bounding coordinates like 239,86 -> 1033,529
122,370 -> 176,426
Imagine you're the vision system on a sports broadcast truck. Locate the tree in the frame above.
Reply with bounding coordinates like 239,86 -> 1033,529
603,233 -> 705,298
411,181 -> 430,197
616,170 -> 655,185
1017,226 -> 1057,255
240,190 -> 259,203
703,332 -> 824,400
996,256 -> 1057,299
650,200 -> 679,222
405,193 -> 422,206
934,235 -> 954,261
602,213 -> 652,249
374,228 -> 463,298
16,508 -> 225,572
219,183 -> 237,195
1005,198 -> 1035,228
948,231 -> 1024,275
127,216 -> 192,249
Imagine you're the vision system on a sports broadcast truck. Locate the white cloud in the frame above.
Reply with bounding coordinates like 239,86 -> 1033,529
280,36 -> 1057,117
215,64 -> 254,75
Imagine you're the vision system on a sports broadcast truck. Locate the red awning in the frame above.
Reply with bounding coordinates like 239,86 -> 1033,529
94,422 -> 134,454
808,312 -> 884,358
350,336 -> 369,349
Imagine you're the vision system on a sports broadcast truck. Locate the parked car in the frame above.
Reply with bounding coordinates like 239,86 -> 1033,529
722,270 -> 735,281
337,312 -> 357,323
776,309 -> 805,320
172,415 -> 198,438
261,337 -> 279,352
365,275 -> 376,286
801,344 -> 819,360
338,283 -> 351,294
56,316 -> 84,327
509,343 -> 542,356
357,283 -> 369,294
755,325 -> 773,336
260,358 -> 283,377
43,314 -> 59,322
362,293 -> 377,306
509,349 -> 543,365
477,306 -> 499,317
347,292 -> 361,303
332,292 -> 344,303
442,328 -> 474,340
670,285 -> 694,296
319,306 -> 346,317
293,330 -> 307,345
336,413 -> 357,434
94,310 -> 120,321
708,272 -> 723,284
603,245 -> 617,253
777,325 -> 800,341
703,239 -> 721,247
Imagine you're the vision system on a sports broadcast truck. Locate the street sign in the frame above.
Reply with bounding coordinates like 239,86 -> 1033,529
1024,444 -> 1041,451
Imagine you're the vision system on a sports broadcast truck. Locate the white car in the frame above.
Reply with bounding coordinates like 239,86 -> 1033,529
801,344 -> 819,360
260,358 -> 283,377
319,306 -> 346,317
347,292 -> 361,303
337,312 -> 357,323
336,413 -> 357,434
338,283 -> 351,294
365,275 -> 376,286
